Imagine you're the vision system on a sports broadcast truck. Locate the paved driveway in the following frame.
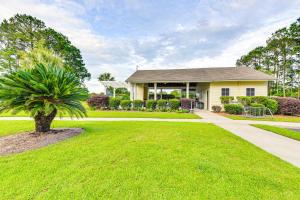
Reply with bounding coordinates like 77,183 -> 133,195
195,110 -> 300,168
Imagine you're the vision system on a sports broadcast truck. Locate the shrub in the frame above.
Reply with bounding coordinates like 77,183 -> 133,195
109,98 -> 120,110
250,103 -> 265,108
132,100 -> 143,110
251,96 -> 269,105
157,99 -> 168,110
169,99 -> 180,110
249,103 -> 265,116
211,105 -> 222,113
273,97 -> 300,115
237,96 -> 252,106
120,100 -> 132,110
224,104 -> 243,115
264,99 -> 278,114
87,95 -> 109,109
180,98 -> 195,110
220,96 -> 234,104
146,100 -> 157,110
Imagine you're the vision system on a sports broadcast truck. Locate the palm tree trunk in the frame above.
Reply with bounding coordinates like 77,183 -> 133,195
34,109 -> 57,133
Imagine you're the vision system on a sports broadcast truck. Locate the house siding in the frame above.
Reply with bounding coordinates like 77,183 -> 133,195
209,81 -> 268,110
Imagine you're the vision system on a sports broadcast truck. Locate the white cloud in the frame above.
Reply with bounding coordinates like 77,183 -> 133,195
0,0 -> 141,93
0,0 -> 299,93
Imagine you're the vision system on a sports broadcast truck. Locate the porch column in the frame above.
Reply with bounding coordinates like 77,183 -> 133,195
130,83 -> 134,100
186,82 -> 189,98
113,88 -> 116,98
154,83 -> 157,100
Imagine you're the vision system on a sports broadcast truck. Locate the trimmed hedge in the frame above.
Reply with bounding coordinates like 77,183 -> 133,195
120,100 -> 132,110
220,96 -> 234,104
180,98 -> 195,110
169,99 -> 180,110
224,104 -> 243,114
273,97 -> 300,115
236,96 -> 251,106
132,100 -> 143,110
157,99 -> 168,109
87,95 -> 109,109
146,100 -> 157,110
264,99 -> 278,114
212,105 -> 222,113
249,103 -> 265,116
237,96 -> 278,114
250,103 -> 265,108
251,96 -> 269,105
109,98 -> 121,110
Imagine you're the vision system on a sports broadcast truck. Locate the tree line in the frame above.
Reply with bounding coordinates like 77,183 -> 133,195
237,18 -> 300,97
0,14 -> 90,81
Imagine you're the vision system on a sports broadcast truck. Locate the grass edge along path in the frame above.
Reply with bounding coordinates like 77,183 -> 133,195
252,124 -> 300,141
221,113 -> 300,123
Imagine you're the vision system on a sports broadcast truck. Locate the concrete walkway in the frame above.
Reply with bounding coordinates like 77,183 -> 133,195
195,110 -> 300,168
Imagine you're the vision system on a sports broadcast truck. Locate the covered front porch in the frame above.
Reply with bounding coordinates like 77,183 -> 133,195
130,82 -> 210,110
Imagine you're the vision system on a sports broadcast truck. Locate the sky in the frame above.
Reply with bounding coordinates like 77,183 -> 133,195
0,0 -> 300,93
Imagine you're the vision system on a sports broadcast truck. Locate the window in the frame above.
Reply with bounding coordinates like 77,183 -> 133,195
246,88 -> 255,96
221,88 -> 230,96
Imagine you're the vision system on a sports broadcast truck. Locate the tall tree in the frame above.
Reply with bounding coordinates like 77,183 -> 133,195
237,18 -> 300,97
42,28 -> 90,82
98,72 -> 115,81
0,14 -> 45,71
19,40 -> 64,68
0,14 -> 90,81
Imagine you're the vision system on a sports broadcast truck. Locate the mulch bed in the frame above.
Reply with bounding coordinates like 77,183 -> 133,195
0,128 -> 83,156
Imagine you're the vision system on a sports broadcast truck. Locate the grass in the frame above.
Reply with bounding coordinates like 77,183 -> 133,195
1,121 -> 300,199
252,124 -> 300,141
222,113 -> 300,123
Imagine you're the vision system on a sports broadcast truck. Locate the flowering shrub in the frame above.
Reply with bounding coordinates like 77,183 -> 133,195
273,97 -> 300,115
180,98 -> 195,110
87,95 -> 109,109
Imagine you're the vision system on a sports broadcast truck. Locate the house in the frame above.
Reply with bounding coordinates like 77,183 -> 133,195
126,66 -> 275,110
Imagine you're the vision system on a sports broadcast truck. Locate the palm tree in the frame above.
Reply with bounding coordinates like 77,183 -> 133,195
0,63 -> 88,132
98,72 -> 115,81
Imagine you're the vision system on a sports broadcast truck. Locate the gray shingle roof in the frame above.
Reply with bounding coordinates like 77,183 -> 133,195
126,67 -> 275,83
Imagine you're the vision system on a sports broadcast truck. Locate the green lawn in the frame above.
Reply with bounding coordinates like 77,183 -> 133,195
252,124 -> 300,141
1,121 -> 300,199
223,113 -> 300,123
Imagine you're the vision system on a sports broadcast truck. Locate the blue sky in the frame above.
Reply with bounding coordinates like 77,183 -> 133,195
0,0 -> 300,92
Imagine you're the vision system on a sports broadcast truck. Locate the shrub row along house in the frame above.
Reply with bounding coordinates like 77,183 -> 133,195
126,66 -> 275,111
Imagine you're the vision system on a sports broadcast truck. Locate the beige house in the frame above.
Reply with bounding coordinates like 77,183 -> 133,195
126,66 -> 275,110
